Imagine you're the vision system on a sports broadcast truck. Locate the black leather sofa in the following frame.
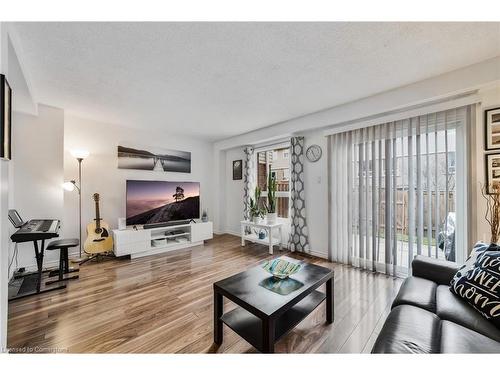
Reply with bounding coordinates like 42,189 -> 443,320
372,255 -> 500,353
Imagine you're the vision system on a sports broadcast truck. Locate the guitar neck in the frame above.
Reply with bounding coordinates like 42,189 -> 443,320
95,200 -> 101,229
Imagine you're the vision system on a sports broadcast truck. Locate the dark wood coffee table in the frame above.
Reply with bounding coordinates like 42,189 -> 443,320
213,256 -> 334,353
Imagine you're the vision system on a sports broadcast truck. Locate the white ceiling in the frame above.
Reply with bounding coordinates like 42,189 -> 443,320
11,22 -> 500,141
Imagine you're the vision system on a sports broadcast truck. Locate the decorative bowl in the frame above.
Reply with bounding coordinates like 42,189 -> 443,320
262,258 -> 301,279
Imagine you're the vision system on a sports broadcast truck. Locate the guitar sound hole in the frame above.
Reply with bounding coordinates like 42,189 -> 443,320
95,228 -> 102,234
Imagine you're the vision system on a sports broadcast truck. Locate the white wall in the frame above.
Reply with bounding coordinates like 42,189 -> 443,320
301,130 -> 328,258
220,137 -> 329,258
0,21 -> 38,351
11,105 -> 64,269
223,147 -> 245,235
218,98 -> 500,259
215,57 -> 500,261
0,20 -> 8,352
62,114 -> 214,251
6,111 -> 215,267
474,85 -> 500,242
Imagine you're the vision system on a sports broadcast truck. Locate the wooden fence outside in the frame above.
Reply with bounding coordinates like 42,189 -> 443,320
276,181 -> 289,218
256,181 -> 290,218
376,189 -> 455,236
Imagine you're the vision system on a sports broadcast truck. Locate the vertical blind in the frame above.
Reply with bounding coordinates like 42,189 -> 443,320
328,106 -> 471,276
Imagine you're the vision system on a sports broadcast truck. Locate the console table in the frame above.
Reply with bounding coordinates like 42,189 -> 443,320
240,220 -> 283,255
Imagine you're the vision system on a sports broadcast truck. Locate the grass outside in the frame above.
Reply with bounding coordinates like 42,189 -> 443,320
372,231 -> 437,246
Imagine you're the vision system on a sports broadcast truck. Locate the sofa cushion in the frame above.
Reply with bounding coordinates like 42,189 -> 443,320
392,276 -> 437,313
440,321 -> 500,353
412,255 -> 459,285
450,250 -> 500,329
436,285 -> 500,342
371,305 -> 441,354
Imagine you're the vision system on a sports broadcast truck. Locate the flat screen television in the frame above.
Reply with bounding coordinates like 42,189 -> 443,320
126,180 -> 200,226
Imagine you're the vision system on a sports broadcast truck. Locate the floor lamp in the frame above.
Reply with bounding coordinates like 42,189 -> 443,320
63,149 -> 90,261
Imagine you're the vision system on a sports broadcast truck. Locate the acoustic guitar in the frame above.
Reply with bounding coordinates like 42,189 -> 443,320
84,193 -> 114,254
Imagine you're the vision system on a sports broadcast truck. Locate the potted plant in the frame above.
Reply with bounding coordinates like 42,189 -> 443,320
265,169 -> 277,224
249,186 -> 265,223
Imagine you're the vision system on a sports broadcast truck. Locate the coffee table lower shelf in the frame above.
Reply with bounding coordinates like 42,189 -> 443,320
220,290 -> 326,352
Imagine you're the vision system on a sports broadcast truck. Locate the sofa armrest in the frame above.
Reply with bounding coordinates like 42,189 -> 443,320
411,255 -> 460,285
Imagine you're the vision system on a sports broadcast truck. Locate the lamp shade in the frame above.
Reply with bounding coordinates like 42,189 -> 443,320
62,181 -> 76,191
70,149 -> 90,159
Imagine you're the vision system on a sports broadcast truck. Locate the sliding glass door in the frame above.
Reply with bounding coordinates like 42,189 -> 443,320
329,106 -> 472,275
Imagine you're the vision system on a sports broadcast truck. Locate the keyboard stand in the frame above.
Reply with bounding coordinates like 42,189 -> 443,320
9,239 -> 66,301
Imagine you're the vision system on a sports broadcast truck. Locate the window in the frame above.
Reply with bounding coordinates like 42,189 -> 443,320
283,169 -> 290,181
256,145 -> 291,219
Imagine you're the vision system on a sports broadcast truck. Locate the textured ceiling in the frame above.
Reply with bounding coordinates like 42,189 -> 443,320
12,22 -> 500,141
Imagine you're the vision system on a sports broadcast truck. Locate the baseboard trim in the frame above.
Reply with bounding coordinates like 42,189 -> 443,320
224,231 -> 328,259
308,250 -> 328,260
218,230 -> 329,258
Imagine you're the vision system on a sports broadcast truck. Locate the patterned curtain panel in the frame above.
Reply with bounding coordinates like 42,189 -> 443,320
288,137 -> 310,252
243,147 -> 256,221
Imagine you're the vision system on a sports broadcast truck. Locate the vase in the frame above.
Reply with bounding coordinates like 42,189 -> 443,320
253,216 -> 261,224
266,212 -> 277,224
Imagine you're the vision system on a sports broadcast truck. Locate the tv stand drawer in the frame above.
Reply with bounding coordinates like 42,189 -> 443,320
113,229 -> 151,256
114,229 -> 150,243
191,222 -> 213,242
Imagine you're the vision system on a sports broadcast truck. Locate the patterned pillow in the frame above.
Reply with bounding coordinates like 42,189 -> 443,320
450,250 -> 500,328
450,241 -> 491,287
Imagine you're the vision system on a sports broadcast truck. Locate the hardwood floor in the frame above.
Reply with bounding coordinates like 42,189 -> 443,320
7,234 -> 402,353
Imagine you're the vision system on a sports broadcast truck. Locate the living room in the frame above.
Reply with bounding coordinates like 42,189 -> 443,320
1,1 -> 500,372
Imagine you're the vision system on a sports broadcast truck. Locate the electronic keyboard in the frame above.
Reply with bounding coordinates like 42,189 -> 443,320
10,219 -> 60,243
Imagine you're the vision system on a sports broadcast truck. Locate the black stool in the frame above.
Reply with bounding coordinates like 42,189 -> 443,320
46,238 -> 80,285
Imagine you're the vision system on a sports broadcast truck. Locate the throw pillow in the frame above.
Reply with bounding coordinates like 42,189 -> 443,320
450,249 -> 500,328
450,241 -> 490,287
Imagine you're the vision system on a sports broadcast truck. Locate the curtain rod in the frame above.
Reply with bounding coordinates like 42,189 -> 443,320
251,138 -> 291,152
323,91 -> 480,137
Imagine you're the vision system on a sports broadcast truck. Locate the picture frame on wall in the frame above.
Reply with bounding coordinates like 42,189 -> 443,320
485,107 -> 500,150
0,74 -> 12,160
117,145 -> 191,173
232,160 -> 242,180
485,153 -> 500,194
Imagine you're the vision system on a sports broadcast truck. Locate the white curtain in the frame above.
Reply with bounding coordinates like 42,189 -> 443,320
328,106 -> 473,276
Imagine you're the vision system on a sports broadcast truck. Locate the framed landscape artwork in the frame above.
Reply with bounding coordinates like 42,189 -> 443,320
0,74 -> 12,160
233,160 -> 242,180
118,145 -> 191,173
485,107 -> 500,150
486,153 -> 500,194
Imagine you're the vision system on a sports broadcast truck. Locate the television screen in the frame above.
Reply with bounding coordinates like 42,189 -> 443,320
126,180 -> 200,225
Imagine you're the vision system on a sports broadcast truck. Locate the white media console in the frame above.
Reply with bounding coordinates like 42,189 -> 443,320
113,221 -> 213,259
